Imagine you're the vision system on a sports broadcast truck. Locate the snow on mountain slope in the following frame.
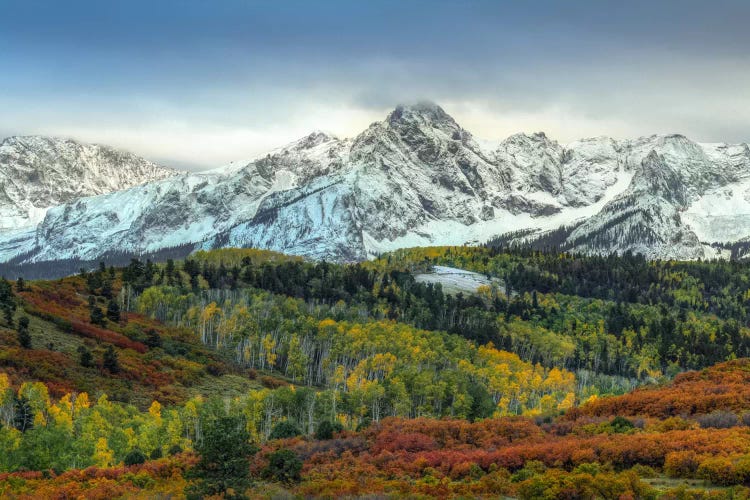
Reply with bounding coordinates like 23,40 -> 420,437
365,165 -> 635,255
683,177 -> 750,243
211,103 -> 639,260
209,102 -> 517,260
556,137 -> 624,206
205,175 -> 365,261
680,143 -> 750,245
561,135 -> 750,259
10,130 -> 349,263
2,103 -> 750,269
32,173 -> 259,261
0,136 -> 175,230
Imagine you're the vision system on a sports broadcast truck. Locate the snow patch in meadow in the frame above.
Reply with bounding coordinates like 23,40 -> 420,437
414,265 -> 502,295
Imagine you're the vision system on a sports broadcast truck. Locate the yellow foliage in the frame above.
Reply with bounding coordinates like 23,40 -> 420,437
0,373 -> 10,406
148,401 -> 162,422
93,437 -> 115,467
557,392 -> 576,411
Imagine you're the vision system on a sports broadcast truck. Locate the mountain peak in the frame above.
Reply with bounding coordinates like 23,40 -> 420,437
287,130 -> 338,151
631,149 -> 688,205
1,135 -> 66,148
502,131 -> 555,146
386,101 -> 456,127
2,135 -> 103,146
396,100 -> 443,113
0,135 -> 175,165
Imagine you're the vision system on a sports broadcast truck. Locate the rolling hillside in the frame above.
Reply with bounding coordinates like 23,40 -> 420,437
2,247 -> 750,497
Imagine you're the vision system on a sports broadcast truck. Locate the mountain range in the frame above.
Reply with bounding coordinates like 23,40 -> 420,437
0,135 -> 175,231
2,102 -> 750,276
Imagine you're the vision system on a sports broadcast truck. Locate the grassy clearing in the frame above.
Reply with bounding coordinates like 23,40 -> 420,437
21,310 -> 86,354
643,475 -> 728,492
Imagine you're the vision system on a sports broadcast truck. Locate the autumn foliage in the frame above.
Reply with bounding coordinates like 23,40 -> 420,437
568,358 -> 750,419
5,359 -> 750,497
21,282 -> 146,352
6,248 -> 750,497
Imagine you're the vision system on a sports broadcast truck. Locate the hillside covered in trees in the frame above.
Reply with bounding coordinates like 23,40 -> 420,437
3,247 -> 750,498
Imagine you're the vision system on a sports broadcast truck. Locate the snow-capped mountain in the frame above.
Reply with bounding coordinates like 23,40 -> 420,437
0,130 -> 350,264
2,103 -> 750,272
0,136 -> 175,230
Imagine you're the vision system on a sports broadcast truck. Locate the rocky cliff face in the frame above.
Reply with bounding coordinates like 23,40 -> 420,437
0,136 -> 175,231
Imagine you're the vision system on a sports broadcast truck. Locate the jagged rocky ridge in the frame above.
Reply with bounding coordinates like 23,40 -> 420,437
0,136 -> 175,230
2,103 -> 750,271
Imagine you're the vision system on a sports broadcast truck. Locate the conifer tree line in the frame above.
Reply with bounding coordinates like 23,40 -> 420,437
116,246 -> 750,383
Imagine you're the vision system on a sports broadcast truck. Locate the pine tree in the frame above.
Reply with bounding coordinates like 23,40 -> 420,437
165,259 -> 175,278
103,345 -> 120,373
144,328 -> 162,349
0,278 -> 16,327
315,420 -> 343,440
124,448 -> 147,466
101,279 -> 113,299
187,416 -> 257,499
165,259 -> 175,285
78,346 -> 94,367
90,305 -> 105,326
263,449 -> 302,483
16,316 -> 31,349
86,271 -> 102,294
13,395 -> 34,432
269,421 -> 301,440
106,299 -> 120,323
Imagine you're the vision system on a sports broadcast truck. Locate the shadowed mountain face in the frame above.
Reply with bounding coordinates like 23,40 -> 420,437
1,103 -> 750,274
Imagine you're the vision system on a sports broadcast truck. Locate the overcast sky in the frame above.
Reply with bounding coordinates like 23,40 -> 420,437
2,0 -> 749,170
